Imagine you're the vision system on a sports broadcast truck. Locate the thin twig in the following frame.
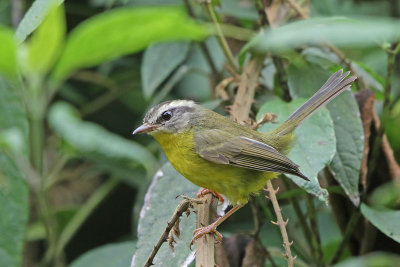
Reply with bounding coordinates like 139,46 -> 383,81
144,197 -> 201,267
203,2 -> 239,74
329,211 -> 361,264
282,179 -> 313,256
55,178 -> 119,257
265,180 -> 296,267
305,194 -> 323,265
286,0 -> 308,18
366,42 -> 399,185
272,56 -> 292,102
250,196 -> 262,237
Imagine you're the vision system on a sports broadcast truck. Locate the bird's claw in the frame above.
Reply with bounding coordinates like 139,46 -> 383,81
189,223 -> 223,249
197,189 -> 225,205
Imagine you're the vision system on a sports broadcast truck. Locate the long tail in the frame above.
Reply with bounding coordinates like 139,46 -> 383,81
274,69 -> 357,136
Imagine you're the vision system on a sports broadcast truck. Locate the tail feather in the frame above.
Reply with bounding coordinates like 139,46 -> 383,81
275,69 -> 357,136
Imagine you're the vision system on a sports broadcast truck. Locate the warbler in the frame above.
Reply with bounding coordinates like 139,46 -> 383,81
133,69 -> 356,243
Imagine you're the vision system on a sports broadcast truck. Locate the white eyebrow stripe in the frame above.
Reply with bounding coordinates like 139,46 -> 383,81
145,100 -> 196,123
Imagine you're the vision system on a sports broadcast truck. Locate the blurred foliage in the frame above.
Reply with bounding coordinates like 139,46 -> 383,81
0,0 -> 399,266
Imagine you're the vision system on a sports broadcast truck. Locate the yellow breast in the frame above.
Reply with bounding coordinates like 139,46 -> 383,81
152,130 -> 276,204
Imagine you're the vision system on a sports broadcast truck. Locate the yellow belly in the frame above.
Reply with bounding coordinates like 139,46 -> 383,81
152,130 -> 276,204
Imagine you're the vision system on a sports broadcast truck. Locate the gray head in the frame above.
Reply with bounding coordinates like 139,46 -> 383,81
132,100 -> 199,135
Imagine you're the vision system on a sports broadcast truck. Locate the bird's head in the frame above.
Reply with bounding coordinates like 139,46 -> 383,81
132,100 -> 200,135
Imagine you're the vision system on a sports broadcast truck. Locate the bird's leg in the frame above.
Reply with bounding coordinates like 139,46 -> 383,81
197,188 -> 225,204
190,204 -> 244,248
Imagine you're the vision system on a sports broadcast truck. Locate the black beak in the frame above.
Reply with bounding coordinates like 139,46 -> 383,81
132,123 -> 157,135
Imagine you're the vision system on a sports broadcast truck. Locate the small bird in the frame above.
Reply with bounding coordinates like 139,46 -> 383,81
133,69 -> 356,245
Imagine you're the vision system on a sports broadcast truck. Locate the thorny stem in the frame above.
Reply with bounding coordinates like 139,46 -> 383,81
203,2 -> 239,74
144,197 -> 197,267
305,194 -> 323,266
266,180 -> 296,267
282,179 -> 313,255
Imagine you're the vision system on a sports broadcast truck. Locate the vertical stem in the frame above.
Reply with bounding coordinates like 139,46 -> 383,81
204,2 -> 239,73
29,116 -> 44,173
305,194 -> 323,266
272,56 -> 292,102
282,179 -> 313,256
266,180 -> 295,267
195,193 -> 218,267
329,211 -> 361,264
230,57 -> 264,122
367,42 -> 399,184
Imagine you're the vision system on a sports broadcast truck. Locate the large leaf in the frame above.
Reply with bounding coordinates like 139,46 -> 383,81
131,163 -> 199,267
0,154 -> 29,267
287,63 -> 363,206
142,41 -> 190,99
48,102 -> 158,175
15,0 -> 64,44
176,37 -> 225,101
25,3 -> 65,76
0,27 -> 17,79
51,7 -> 210,82
361,204 -> 400,244
335,252 -> 400,267
70,241 -> 136,267
257,98 -> 336,202
245,17 -> 400,55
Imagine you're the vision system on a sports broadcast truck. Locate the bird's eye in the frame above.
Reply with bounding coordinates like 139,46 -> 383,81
161,111 -> 172,121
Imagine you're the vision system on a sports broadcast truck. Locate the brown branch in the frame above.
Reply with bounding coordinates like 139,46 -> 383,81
195,193 -> 219,267
286,0 -> 308,19
144,197 -> 200,267
230,57 -> 264,122
265,180 -> 296,267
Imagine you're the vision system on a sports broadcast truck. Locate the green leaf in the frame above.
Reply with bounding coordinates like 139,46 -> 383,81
142,41 -> 190,99
287,63 -> 363,206
51,7 -> 210,82
334,252 -> 400,267
48,102 -> 158,175
15,0 -> 64,44
25,3 -> 65,76
132,163 -> 199,267
70,241 -> 136,267
352,61 -> 385,91
176,37 -> 225,101
0,154 -> 29,267
257,98 -> 336,202
14,0 -> 64,44
326,92 -> 363,206
245,17 -> 400,55
361,204 -> 400,244
0,27 -> 17,79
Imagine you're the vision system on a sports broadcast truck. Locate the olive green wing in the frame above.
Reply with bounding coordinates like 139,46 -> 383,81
194,129 -> 309,180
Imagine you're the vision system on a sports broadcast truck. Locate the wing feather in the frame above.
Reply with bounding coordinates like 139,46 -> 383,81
194,130 -> 309,180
